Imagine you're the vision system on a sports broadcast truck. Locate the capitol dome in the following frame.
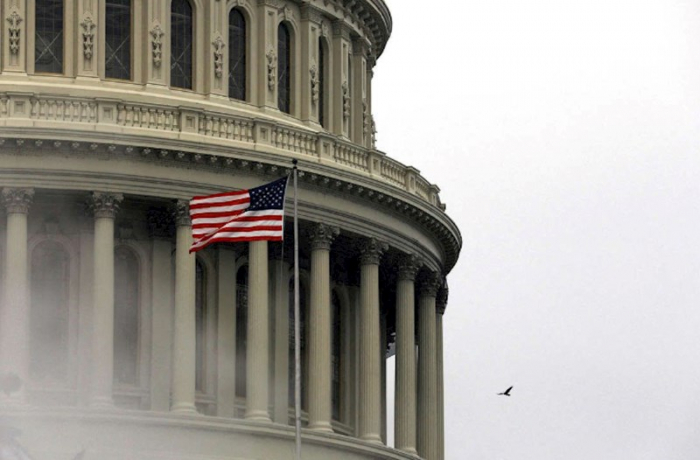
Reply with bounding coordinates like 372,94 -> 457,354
0,1 -> 460,459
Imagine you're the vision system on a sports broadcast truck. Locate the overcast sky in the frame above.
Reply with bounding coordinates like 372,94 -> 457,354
372,1 -> 700,459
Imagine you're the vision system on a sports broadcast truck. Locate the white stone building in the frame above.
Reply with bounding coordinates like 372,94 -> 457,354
0,1 -> 461,459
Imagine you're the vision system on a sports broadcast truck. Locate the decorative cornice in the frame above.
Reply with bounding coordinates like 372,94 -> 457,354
1,187 -> 34,214
308,223 -> 339,251
358,237 -> 387,265
88,192 -> 123,218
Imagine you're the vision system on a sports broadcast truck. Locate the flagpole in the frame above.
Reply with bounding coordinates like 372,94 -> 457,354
293,159 -> 302,460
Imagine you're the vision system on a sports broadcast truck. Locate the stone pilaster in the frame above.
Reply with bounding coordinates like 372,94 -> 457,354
417,272 -> 441,460
88,192 -> 123,409
0,188 -> 34,405
351,39 -> 368,145
331,21 -> 352,138
300,5 -> 324,125
171,200 -> 197,413
75,0 -> 99,78
357,238 -> 387,443
308,223 -> 339,432
257,0 -> 281,110
2,1 -> 27,73
245,240 -> 271,421
436,285 -> 448,460
395,254 -> 421,454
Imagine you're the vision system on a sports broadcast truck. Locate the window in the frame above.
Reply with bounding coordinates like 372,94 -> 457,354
235,266 -> 248,398
171,0 -> 193,89
331,291 -> 342,420
288,277 -> 307,410
105,0 -> 131,80
318,39 -> 327,128
277,23 -> 291,114
228,9 -> 246,101
30,241 -> 70,382
114,247 -> 139,386
35,0 -> 64,74
195,259 -> 206,392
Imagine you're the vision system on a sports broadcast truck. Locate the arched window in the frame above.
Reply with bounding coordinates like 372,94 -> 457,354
114,247 -> 139,386
30,241 -> 70,382
228,8 -> 246,101
288,277 -> 307,410
331,290 -> 342,420
105,0 -> 131,80
195,259 -> 206,392
318,38 -> 328,128
235,266 -> 248,398
277,23 -> 291,114
171,0 -> 193,89
35,0 -> 64,74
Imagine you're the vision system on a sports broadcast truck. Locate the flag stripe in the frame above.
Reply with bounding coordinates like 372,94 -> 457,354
190,190 -> 249,203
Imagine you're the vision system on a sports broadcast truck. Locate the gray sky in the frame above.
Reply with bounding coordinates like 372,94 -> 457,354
372,1 -> 700,459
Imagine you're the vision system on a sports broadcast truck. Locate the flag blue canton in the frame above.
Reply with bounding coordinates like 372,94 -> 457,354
248,177 -> 288,211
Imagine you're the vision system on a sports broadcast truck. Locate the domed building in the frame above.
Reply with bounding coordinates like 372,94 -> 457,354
0,1 -> 460,459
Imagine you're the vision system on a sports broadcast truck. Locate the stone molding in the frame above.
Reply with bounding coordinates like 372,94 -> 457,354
88,192 -> 123,219
308,223 -> 340,251
1,187 -> 34,214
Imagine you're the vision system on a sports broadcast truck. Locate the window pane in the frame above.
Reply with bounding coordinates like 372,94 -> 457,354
106,0 -> 131,80
35,0 -> 64,74
277,23 -> 291,114
30,241 -> 69,382
228,9 -> 246,101
171,0 -> 193,89
114,247 -> 139,386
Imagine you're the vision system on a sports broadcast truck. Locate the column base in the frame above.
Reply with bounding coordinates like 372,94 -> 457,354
244,410 -> 271,423
308,421 -> 334,433
360,433 -> 383,444
170,402 -> 198,414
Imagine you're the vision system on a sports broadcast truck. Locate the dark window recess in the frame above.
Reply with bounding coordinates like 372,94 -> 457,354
35,0 -> 64,74
318,39 -> 326,128
277,23 -> 291,114
171,0 -> 193,89
105,0 -> 131,80
228,9 -> 246,101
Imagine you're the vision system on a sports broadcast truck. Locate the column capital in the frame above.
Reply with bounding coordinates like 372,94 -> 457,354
88,192 -> 123,219
436,285 -> 449,315
174,200 -> 191,227
1,188 -> 34,214
397,254 -> 422,282
419,272 -> 442,298
359,238 -> 388,266
308,223 -> 339,251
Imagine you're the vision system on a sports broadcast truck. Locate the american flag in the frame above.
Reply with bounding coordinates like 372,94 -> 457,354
189,177 -> 288,253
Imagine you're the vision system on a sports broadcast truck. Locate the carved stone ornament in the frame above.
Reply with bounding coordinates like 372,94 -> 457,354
420,272 -> 442,298
212,35 -> 225,79
436,284 -> 449,314
397,253 -> 422,282
80,14 -> 96,59
362,99 -> 369,140
280,5 -> 292,21
6,9 -> 22,56
310,64 -> 320,103
1,188 -> 34,214
342,80 -> 350,120
320,22 -> 330,38
174,200 -> 191,227
308,223 -> 339,251
266,47 -> 277,91
88,192 -> 123,219
370,115 -> 377,148
358,238 -> 388,266
150,23 -> 165,68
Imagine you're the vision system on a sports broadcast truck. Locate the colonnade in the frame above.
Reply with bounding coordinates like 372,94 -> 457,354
0,188 -> 448,460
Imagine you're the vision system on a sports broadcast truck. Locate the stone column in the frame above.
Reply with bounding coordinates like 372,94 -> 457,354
271,247 -> 290,424
89,192 -> 123,409
417,273 -> 441,460
217,247 -> 237,417
0,188 -> 34,404
358,238 -> 387,443
246,240 -> 271,421
307,223 -> 339,432
171,200 -> 197,414
436,285 -> 448,460
394,254 -> 420,454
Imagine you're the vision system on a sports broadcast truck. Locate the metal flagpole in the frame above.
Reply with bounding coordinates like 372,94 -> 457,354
293,159 -> 302,460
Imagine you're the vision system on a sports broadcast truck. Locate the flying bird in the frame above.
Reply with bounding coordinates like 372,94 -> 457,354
498,386 -> 513,396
